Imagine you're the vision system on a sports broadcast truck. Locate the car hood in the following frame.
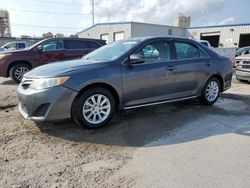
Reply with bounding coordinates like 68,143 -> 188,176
24,58 -> 104,78
235,54 -> 250,60
0,48 -> 29,54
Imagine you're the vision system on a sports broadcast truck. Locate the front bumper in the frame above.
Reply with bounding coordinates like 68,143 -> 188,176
18,85 -> 78,121
235,69 -> 250,81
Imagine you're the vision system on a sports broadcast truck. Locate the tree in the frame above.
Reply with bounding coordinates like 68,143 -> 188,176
42,32 -> 53,39
69,34 -> 79,38
55,33 -> 64,38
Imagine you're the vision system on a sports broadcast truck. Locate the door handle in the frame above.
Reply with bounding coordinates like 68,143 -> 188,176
205,61 -> 212,67
167,66 -> 175,71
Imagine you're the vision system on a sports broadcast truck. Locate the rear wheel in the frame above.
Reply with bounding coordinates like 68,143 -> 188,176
200,77 -> 220,105
10,63 -> 31,83
72,88 -> 116,128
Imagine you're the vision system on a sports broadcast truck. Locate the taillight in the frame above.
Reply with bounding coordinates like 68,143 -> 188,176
231,59 -> 236,67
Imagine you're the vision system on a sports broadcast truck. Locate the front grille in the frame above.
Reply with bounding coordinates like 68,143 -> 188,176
242,65 -> 250,69
33,103 -> 50,117
243,61 -> 250,65
21,103 -> 32,115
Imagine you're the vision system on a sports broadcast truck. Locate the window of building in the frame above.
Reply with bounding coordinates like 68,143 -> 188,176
168,29 -> 172,36
100,33 -> 109,43
113,31 -> 125,41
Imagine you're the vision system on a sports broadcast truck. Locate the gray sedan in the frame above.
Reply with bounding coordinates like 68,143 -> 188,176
18,37 -> 233,128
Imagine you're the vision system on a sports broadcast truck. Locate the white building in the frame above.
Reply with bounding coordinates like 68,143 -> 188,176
172,15 -> 191,28
0,10 -> 11,37
78,21 -> 188,43
188,23 -> 250,48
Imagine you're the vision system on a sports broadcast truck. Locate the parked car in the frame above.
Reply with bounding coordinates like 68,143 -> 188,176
0,38 -> 106,83
235,46 -> 250,57
18,37 -> 233,128
234,54 -> 250,82
196,40 -> 212,48
0,41 -> 27,52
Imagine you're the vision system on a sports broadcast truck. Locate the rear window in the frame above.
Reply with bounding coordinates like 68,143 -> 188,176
175,42 -> 200,60
17,43 -> 26,49
64,40 -> 101,50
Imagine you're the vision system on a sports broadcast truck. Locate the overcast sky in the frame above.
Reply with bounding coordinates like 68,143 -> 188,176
0,0 -> 249,37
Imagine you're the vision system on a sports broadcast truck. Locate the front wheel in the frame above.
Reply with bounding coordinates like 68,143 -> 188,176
10,63 -> 31,83
200,77 -> 220,105
72,88 -> 116,128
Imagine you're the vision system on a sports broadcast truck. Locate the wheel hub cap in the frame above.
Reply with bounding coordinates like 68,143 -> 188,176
205,81 -> 219,102
82,94 -> 111,125
15,67 -> 29,81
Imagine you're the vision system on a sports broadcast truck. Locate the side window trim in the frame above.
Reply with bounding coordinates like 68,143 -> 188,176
64,40 -> 101,51
42,40 -> 65,52
131,39 -> 174,65
173,40 -> 206,61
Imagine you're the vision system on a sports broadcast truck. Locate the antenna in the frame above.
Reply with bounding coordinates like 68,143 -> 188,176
91,0 -> 94,26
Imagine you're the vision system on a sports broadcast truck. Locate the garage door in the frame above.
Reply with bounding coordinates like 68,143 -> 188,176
100,33 -> 109,43
239,34 -> 250,48
113,32 -> 125,41
201,32 -> 220,48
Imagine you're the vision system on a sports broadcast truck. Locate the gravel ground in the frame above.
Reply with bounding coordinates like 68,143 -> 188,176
0,77 -> 250,188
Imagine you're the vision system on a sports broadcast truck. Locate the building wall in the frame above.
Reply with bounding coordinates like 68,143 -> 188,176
0,10 -> 11,37
188,25 -> 250,48
131,22 -> 188,38
78,23 -> 131,43
78,22 -> 189,43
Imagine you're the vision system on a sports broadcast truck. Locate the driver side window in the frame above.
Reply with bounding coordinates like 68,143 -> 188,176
136,41 -> 171,63
43,40 -> 64,51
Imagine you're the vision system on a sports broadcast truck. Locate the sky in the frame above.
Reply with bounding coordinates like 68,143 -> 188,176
0,0 -> 250,37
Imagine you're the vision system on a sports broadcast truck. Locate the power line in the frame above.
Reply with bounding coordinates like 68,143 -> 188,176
31,0 -> 91,5
11,23 -> 82,30
8,8 -> 89,16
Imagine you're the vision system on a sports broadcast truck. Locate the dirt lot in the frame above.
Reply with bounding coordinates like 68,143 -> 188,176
0,77 -> 250,188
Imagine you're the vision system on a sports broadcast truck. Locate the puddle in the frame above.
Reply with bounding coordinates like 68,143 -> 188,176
214,98 -> 247,112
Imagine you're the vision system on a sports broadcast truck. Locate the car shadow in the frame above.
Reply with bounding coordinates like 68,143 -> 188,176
36,93 -> 250,147
1,79 -> 17,85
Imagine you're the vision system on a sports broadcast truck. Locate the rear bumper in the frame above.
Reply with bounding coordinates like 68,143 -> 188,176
235,69 -> 250,81
18,85 -> 78,121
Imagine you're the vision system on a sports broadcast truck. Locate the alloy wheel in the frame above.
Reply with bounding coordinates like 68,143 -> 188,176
205,81 -> 219,102
82,94 -> 111,125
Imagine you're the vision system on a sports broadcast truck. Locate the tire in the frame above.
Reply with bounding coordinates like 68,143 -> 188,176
72,88 -> 116,129
10,63 -> 31,83
200,77 -> 220,105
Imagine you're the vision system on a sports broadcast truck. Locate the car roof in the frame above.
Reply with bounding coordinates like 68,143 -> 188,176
42,38 -> 106,44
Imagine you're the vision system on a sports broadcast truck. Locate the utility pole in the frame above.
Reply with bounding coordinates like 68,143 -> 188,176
91,0 -> 94,26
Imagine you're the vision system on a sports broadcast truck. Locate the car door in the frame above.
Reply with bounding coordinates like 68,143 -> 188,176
34,39 -> 65,66
122,40 -> 177,107
63,40 -> 95,60
173,40 -> 213,98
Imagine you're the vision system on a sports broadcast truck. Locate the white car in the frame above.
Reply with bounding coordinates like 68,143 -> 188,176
196,40 -> 212,48
0,41 -> 27,52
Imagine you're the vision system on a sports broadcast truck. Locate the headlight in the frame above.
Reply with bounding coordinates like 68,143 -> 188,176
0,53 -> 12,59
29,76 -> 69,90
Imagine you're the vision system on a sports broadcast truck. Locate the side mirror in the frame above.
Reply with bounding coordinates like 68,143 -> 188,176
4,46 -> 8,49
129,54 -> 144,64
36,45 -> 43,52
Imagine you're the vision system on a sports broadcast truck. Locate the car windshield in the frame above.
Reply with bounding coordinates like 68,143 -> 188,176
27,39 -> 47,50
83,40 -> 140,61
